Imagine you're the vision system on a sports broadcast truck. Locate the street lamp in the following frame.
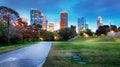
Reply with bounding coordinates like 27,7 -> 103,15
40,37 -> 44,41
83,33 -> 89,37
54,36 -> 59,41
110,30 -> 115,36
85,34 -> 89,37
14,22 -> 19,26
111,30 -> 114,33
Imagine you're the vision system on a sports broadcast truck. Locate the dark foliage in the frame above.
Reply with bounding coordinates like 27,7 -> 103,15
96,26 -> 108,36
118,26 -> 120,32
58,27 -> 77,41
79,29 -> 93,36
110,25 -> 118,32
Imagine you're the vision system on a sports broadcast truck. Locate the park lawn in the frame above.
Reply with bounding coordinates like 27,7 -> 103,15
73,36 -> 120,42
43,37 -> 120,67
0,41 -> 38,54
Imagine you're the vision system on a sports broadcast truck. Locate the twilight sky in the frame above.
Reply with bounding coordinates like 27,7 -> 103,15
0,0 -> 120,31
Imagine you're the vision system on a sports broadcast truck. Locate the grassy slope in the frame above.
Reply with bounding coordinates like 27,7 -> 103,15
73,36 -> 120,42
0,41 -> 38,54
43,37 -> 120,67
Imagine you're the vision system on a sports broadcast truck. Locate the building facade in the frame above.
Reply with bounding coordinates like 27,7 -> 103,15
97,16 -> 103,28
78,17 -> 88,33
43,16 -> 48,30
21,17 -> 27,23
30,9 -> 42,25
60,11 -> 68,29
49,23 -> 54,32
85,23 -> 88,29
30,8 -> 47,30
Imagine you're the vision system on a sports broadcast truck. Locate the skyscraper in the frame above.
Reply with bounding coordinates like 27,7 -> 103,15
97,16 -> 103,28
85,23 -> 88,29
21,17 -> 27,23
49,23 -> 54,32
30,8 -> 48,30
30,8 -> 42,25
60,11 -> 68,29
78,17 -> 88,33
43,16 -> 48,30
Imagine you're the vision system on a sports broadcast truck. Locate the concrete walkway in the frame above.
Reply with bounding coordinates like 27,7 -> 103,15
0,42 -> 52,67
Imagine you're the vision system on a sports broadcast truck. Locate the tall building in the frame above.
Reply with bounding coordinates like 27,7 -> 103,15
30,8 -> 42,25
78,17 -> 88,33
21,17 -> 27,22
97,16 -> 103,28
43,16 -> 48,30
49,23 -> 54,32
60,11 -> 68,29
85,23 -> 88,29
30,8 -> 48,30
20,17 -> 28,26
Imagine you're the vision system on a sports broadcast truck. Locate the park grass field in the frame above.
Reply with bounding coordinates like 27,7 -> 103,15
43,36 -> 120,67
72,36 -> 120,42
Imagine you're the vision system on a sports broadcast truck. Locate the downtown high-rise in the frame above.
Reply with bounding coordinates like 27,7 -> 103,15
43,16 -> 48,30
78,17 -> 88,33
97,16 -> 103,28
30,8 -> 42,25
60,11 -> 68,29
30,8 -> 48,30
48,23 -> 54,32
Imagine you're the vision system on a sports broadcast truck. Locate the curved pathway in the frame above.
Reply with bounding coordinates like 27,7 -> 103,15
0,42 -> 52,67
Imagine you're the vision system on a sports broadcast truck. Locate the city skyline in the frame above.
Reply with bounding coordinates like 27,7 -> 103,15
1,0 -> 120,31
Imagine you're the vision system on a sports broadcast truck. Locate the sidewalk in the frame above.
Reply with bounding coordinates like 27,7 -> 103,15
0,42 -> 52,67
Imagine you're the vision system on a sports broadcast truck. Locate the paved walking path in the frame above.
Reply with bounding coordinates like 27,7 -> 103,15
0,42 -> 52,67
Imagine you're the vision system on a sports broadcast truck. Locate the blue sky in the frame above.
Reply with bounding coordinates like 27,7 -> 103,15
1,0 -> 120,31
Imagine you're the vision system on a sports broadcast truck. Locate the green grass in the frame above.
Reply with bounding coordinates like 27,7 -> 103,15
0,41 -> 39,54
73,36 -> 120,42
43,37 -> 120,67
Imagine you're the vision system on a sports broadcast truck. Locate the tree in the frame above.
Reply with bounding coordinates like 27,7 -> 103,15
118,27 -> 120,32
54,31 -> 60,41
0,6 -> 20,26
0,6 -> 20,44
58,27 -> 77,41
33,23 -> 42,40
103,25 -> 110,32
9,26 -> 23,43
79,29 -> 93,36
0,22 -> 8,43
96,26 -> 107,36
86,29 -> 93,36
40,30 -> 54,41
110,25 -> 118,32
0,22 -> 23,44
